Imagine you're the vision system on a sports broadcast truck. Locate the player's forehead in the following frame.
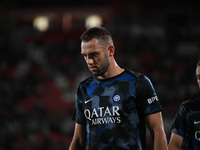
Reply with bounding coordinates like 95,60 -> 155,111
81,38 -> 99,47
81,38 -> 104,55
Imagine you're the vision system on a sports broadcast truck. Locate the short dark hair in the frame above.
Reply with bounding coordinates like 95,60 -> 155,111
80,26 -> 113,45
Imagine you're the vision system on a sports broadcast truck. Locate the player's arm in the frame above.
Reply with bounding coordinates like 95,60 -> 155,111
168,133 -> 183,150
145,112 -> 167,150
69,123 -> 86,150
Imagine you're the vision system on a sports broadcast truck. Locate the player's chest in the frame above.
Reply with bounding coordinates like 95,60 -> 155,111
187,110 -> 200,130
82,81 -> 137,124
84,80 -> 136,109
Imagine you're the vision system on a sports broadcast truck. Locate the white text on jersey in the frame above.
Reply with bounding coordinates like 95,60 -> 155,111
147,96 -> 159,104
84,106 -> 121,125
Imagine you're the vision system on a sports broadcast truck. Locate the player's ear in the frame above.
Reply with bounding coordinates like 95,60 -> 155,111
107,45 -> 115,56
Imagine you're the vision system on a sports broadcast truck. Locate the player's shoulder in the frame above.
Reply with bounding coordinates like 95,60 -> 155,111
124,68 -> 146,79
124,68 -> 151,86
78,76 -> 94,87
180,95 -> 200,107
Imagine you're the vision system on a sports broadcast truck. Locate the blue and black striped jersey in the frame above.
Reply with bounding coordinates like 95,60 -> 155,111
171,96 -> 200,150
73,68 -> 162,150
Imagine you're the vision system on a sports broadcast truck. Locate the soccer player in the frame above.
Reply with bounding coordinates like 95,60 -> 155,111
69,27 -> 167,150
168,61 -> 200,150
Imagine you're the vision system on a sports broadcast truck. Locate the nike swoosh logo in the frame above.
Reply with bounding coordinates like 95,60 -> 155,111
194,121 -> 200,124
85,98 -> 92,104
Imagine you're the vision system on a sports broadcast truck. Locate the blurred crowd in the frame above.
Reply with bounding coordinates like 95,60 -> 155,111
0,2 -> 200,150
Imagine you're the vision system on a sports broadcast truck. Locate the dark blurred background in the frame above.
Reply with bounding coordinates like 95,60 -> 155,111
0,0 -> 200,149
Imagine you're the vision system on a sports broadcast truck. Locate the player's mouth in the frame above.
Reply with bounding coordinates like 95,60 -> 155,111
90,67 -> 97,71
89,66 -> 98,71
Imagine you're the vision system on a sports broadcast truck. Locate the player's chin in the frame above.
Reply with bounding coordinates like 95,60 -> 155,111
91,71 -> 99,76
91,70 -> 101,76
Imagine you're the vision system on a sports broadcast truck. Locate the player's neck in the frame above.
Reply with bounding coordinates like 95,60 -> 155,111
98,61 -> 123,80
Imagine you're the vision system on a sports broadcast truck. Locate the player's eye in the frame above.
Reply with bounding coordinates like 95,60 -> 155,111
90,52 -> 99,57
81,53 -> 87,58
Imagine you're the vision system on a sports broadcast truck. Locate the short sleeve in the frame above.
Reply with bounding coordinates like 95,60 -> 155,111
72,84 -> 86,124
136,75 -> 162,117
171,104 -> 187,137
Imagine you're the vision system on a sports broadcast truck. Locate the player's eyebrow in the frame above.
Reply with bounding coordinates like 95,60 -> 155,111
81,51 -> 99,57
